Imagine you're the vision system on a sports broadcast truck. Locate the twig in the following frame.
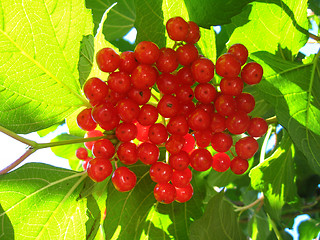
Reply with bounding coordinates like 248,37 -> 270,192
265,116 -> 277,124
0,125 -> 36,146
234,195 -> 265,214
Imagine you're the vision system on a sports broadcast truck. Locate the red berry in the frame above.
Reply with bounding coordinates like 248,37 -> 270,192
210,113 -> 226,133
171,168 -> 192,188
190,148 -> 213,171
148,123 -> 168,145
241,62 -> 263,85
92,103 -> 120,130
227,43 -> 248,66
230,157 -> 249,175
128,88 -> 151,105
176,66 -> 195,86
176,43 -> 199,66
137,104 -> 158,126
135,122 -> 150,142
92,139 -> 115,159
226,111 -> 250,135
96,47 -> 120,72
215,53 -> 241,78
156,47 -> 178,73
134,41 -> 160,65
137,142 -> 160,165
191,58 -> 215,83
182,133 -> 196,153
188,108 -> 211,131
180,101 -> 196,117
116,98 -> 140,123
220,77 -> 244,96
115,122 -> 137,142
131,64 -> 158,90
117,142 -> 138,165
87,157 -> 113,182
76,147 -> 88,160
167,115 -> 189,136
247,117 -> 268,137
194,83 -> 217,104
157,94 -> 180,118
156,73 -> 179,95
107,71 -> 131,94
235,136 -> 259,159
83,77 -> 109,106
82,157 -> 92,170
84,130 -> 104,150
212,152 -> 231,172
77,108 -> 97,131
165,134 -> 185,154
175,184 -> 194,203
166,16 -> 189,41
214,94 -> 237,117
150,162 -> 173,183
169,150 -> 190,170
196,103 -> 215,118
175,85 -> 194,103
211,132 -> 233,152
119,51 -> 139,73
154,182 -> 176,204
235,93 -> 255,113
112,167 -> 137,192
194,130 -> 212,148
185,21 -> 200,44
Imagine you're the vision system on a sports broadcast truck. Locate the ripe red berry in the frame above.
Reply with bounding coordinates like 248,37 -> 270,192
117,142 -> 138,165
84,130 -> 104,150
211,132 -> 233,152
212,152 -> 231,172
115,122 -> 137,142
96,47 -> 120,72
165,134 -> 185,154
210,113 -> 226,133
176,43 -> 199,66
92,102 -> 120,130
137,142 -> 160,165
194,130 -> 212,148
190,148 -> 213,172
157,94 -> 180,118
220,77 -> 244,96
156,47 -> 179,73
83,77 -> 109,106
214,94 -> 237,117
215,53 -> 241,78
119,51 -> 139,73
167,115 -> 189,136
107,71 -> 131,94
187,108 -> 211,131
131,64 -> 158,90
134,41 -> 160,65
112,167 -> 137,192
148,123 -> 168,145
182,133 -> 196,153
185,21 -> 200,44
227,43 -> 248,66
135,122 -> 150,142
156,73 -> 179,95
87,157 -> 113,182
171,168 -> 192,188
128,88 -> 151,105
116,98 -> 140,123
194,83 -> 217,104
154,182 -> 176,204
77,108 -> 97,131
235,93 -> 255,113
137,104 -> 158,126
230,156 -> 249,175
241,62 -> 263,85
169,150 -> 190,170
175,85 -> 194,103
191,58 -> 215,83
149,162 -> 173,183
166,16 -> 189,41
92,139 -> 115,159
235,136 -> 259,160
226,111 -> 250,135
175,184 -> 194,203
76,147 -> 88,160
176,66 -> 195,86
247,117 -> 268,137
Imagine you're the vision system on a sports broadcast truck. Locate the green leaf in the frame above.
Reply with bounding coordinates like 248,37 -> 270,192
189,191 -> 246,240
66,107 -> 87,137
227,0 -> 309,58
50,133 -> 86,171
0,163 -> 88,239
78,35 -> 95,87
184,0 -> 252,28
104,164 -> 206,239
86,0 -> 135,41
196,27 -> 216,63
252,51 -> 320,174
0,0 -> 93,134
298,218 -> 320,240
249,132 -> 298,222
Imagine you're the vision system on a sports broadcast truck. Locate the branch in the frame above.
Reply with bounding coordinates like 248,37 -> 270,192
0,125 -> 36,146
309,32 -> 320,42
265,116 -> 277,124
234,195 -> 265,214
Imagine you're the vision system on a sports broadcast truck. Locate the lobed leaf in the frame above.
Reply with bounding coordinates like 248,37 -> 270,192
0,0 -> 93,134
0,163 -> 88,239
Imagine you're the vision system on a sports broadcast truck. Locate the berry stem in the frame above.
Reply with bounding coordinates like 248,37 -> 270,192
0,147 -> 36,175
259,124 -> 274,163
268,214 -> 283,240
265,116 -> 277,124
234,194 -> 264,213
0,125 -> 37,146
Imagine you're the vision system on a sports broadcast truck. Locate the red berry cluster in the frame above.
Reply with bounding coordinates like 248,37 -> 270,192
75,16 -> 267,204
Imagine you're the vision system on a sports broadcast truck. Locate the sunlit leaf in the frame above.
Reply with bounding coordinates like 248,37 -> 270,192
0,163 -> 88,239
78,35 -> 94,87
298,218 -> 320,240
0,0 -> 93,134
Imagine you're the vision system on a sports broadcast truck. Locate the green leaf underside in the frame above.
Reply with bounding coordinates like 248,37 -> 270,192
0,0 -> 92,134
0,163 -> 88,239
86,0 -> 135,41
189,191 -> 246,240
298,219 -> 320,240
227,0 -> 308,58
78,35 -> 94,87
104,164 -> 205,239
184,0 -> 252,28
252,52 -> 320,174
250,132 -> 298,221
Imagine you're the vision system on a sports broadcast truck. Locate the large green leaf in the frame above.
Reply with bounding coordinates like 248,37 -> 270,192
298,218 -> 320,240
251,52 -> 320,175
250,132 -> 298,222
189,191 -> 246,240
227,0 -> 309,58
104,163 -> 206,239
0,163 -> 88,239
78,35 -> 94,87
85,0 -> 135,41
184,0 -> 252,28
0,0 -> 92,134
